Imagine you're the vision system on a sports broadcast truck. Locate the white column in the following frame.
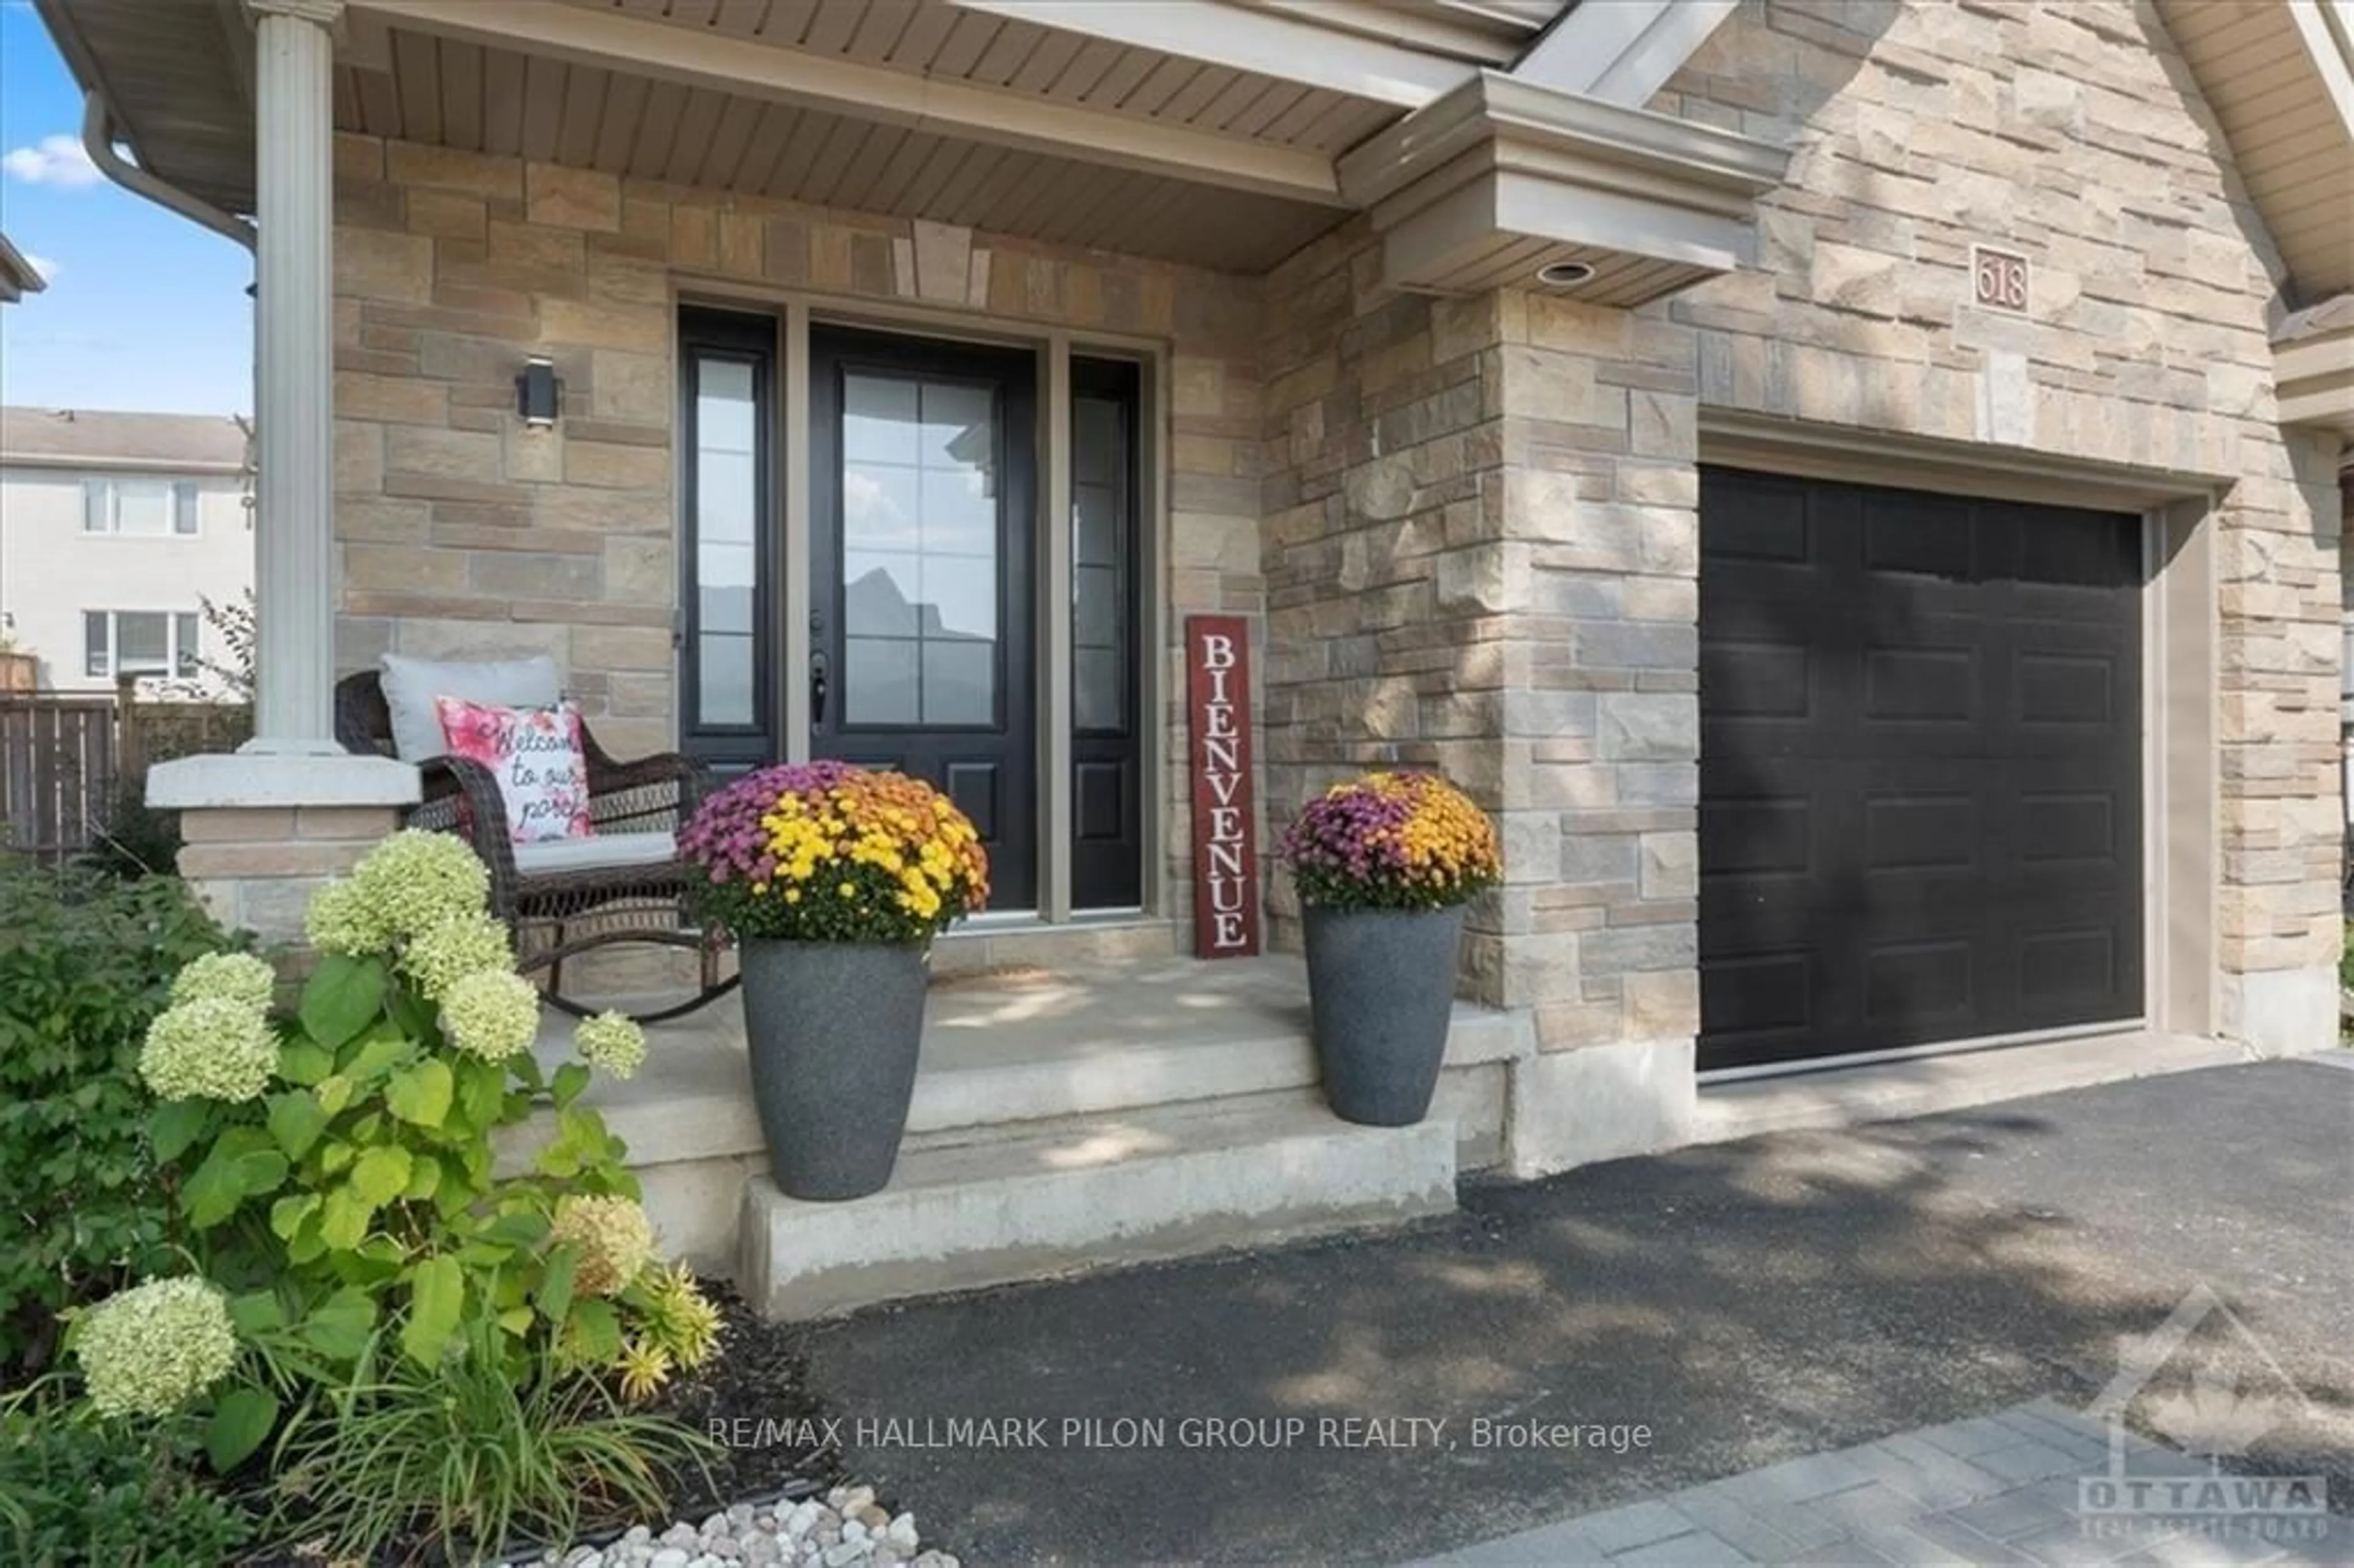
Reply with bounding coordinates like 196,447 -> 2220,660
243,0 -> 345,754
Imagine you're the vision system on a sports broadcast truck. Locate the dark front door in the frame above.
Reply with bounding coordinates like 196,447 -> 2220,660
810,327 -> 1038,910
1697,467 -> 2144,1074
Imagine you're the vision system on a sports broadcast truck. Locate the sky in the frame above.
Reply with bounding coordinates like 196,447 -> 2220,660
0,0 -> 255,415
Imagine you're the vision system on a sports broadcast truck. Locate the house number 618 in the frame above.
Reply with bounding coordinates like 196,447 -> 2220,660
1972,245 -> 2030,314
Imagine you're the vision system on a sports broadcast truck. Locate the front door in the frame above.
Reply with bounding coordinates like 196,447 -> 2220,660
810,327 -> 1039,910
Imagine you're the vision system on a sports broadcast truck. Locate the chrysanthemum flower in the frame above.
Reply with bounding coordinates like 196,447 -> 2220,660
402,911 -> 513,1003
550,1195 -> 657,1296
139,995 -> 280,1103
170,951 -> 278,1012
440,969 -> 540,1062
575,1011 -> 647,1080
74,1277 -> 237,1418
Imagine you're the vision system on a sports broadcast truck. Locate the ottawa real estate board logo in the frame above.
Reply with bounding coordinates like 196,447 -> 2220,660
2076,1284 -> 2330,1550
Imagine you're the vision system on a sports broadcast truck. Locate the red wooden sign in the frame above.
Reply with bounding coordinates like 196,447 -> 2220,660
1184,615 -> 1260,958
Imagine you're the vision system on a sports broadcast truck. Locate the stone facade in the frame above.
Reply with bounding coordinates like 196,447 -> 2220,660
1660,0 -> 2343,1051
328,134 -> 1266,932
177,803 -> 403,948
1263,0 -> 2343,1084
316,0 -> 2342,1105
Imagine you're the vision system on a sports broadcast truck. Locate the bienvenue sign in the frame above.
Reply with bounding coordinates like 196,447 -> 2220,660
1184,615 -> 1260,958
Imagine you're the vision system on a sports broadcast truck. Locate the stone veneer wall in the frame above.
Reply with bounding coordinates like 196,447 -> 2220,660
1264,0 -> 2344,1067
328,134 -> 1267,932
1259,229 -> 1704,1059
1658,0 -> 2344,1049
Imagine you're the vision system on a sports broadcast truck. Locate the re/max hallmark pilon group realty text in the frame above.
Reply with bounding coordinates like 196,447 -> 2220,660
712,1415 -> 1658,1454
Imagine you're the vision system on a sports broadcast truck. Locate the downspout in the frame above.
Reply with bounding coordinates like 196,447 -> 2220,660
80,94 -> 256,251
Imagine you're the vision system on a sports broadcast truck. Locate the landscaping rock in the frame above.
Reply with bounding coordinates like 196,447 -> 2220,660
499,1482 -> 946,1568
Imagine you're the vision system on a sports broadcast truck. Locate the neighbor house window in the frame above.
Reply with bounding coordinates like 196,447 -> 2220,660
84,611 -> 200,679
82,478 -> 200,535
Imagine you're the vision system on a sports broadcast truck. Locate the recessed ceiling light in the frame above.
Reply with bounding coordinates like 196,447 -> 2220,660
1535,259 -> 1596,288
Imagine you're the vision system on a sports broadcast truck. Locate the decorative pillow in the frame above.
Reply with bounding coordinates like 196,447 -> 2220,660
433,696 -> 593,845
380,652 -> 562,762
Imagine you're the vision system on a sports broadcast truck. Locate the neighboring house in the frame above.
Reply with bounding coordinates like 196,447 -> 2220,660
0,407 -> 253,697
0,235 -> 46,305
27,0 -> 2353,1285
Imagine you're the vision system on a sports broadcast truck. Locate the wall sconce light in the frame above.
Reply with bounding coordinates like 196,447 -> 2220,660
516,356 -> 563,428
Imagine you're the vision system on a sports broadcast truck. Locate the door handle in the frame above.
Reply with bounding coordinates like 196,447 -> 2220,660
810,652 -> 829,728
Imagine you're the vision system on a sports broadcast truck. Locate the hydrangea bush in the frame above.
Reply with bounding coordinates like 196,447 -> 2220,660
1280,771 -> 1503,911
679,760 -> 989,943
70,830 -> 724,1485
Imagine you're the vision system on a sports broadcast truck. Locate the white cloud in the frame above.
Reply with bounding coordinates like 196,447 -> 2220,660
2,135 -> 102,188
23,254 -> 58,283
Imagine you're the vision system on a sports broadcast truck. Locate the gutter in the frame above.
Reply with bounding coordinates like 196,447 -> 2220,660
81,96 -> 255,252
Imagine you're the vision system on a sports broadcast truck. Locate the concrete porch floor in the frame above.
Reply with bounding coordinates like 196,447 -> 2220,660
511,954 -> 1531,1300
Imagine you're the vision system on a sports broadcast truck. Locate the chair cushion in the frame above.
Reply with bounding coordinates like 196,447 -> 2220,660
512,831 -> 680,877
434,696 -> 593,845
379,652 -> 561,762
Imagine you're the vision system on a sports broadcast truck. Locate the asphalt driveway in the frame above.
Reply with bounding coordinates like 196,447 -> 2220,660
795,1059 -> 2354,1564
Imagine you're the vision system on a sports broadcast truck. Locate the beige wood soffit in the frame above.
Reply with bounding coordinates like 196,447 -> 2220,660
343,0 -> 1350,206
1337,70 -> 1787,295
943,0 -> 1479,108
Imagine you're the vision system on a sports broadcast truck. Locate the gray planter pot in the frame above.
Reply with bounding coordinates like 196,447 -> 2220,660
738,938 -> 928,1201
1302,904 -> 1466,1127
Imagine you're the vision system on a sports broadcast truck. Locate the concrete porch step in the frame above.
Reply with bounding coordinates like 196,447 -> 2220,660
546,954 -> 1528,1166
736,1091 -> 1458,1319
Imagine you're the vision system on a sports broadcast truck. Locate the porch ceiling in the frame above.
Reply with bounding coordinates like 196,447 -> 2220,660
36,0 -> 1798,302
329,20 -> 1349,273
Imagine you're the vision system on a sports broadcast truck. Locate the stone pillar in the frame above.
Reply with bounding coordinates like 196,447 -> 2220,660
245,0 -> 343,755
149,0 -> 420,941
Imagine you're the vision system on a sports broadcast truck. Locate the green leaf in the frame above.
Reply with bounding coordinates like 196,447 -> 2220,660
303,1287 -> 377,1361
535,1244 -> 577,1331
235,1148 -> 289,1202
341,1024 -> 414,1087
401,1255 -> 465,1368
299,953 -> 387,1051
384,1059 -> 453,1128
318,1136 -> 356,1174
269,1193 -> 319,1242
206,1387 -> 279,1472
149,1100 -> 210,1165
227,1290 -> 284,1336
457,1058 -> 506,1129
497,1306 -> 535,1336
565,1296 -> 622,1364
181,1144 -> 249,1230
349,1145 -> 413,1208
403,1154 -> 442,1203
319,1187 -> 373,1251
481,1211 -> 550,1249
266,1090 -> 329,1160
550,1062 -> 591,1109
277,1038 -> 334,1086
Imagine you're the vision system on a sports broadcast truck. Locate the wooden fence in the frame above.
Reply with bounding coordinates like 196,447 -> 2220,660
0,684 -> 252,864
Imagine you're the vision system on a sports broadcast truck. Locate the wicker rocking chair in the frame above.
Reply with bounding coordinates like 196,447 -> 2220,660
333,671 -> 736,1023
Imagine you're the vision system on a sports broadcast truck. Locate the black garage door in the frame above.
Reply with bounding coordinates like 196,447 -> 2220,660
1697,467 -> 2144,1074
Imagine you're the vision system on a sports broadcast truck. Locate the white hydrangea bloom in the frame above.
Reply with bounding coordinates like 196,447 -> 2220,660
75,1277 -> 238,1418
550,1195 -> 656,1296
169,951 -> 278,1012
574,1011 -> 647,1081
346,830 -> 490,944
402,911 -> 513,1003
441,969 -> 539,1062
139,996 -> 279,1104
